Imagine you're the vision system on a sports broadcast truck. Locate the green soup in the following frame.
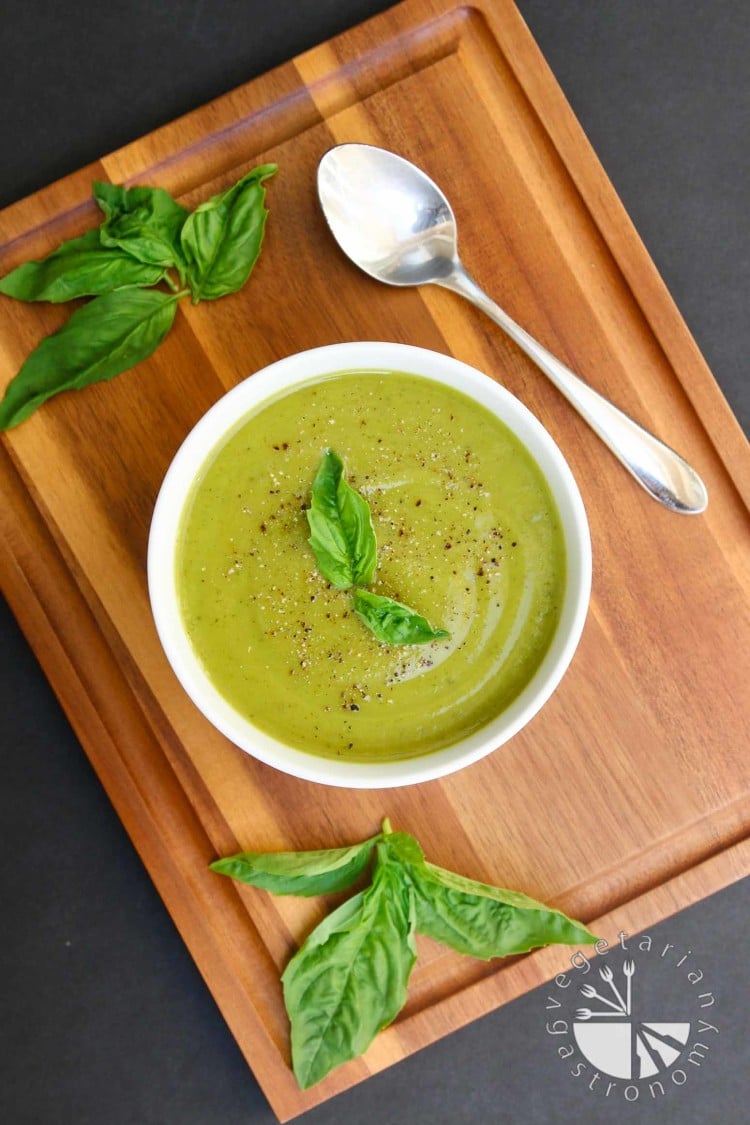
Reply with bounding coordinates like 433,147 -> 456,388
177,371 -> 565,762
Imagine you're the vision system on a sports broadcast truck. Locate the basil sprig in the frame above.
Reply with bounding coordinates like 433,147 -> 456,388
0,164 -> 277,429
306,450 -> 449,645
211,819 -> 596,1088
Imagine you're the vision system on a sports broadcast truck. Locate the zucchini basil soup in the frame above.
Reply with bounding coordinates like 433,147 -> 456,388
176,371 -> 565,762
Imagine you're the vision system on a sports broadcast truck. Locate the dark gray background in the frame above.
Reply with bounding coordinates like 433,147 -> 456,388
1,3 -> 747,1123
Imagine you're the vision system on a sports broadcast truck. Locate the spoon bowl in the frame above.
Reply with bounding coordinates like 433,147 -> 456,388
317,144 -> 457,286
317,143 -> 708,514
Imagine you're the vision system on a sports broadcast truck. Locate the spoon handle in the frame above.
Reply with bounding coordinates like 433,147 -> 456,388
439,266 -> 707,513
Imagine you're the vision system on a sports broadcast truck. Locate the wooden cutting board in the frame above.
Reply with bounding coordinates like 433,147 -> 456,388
1,0 -> 748,1118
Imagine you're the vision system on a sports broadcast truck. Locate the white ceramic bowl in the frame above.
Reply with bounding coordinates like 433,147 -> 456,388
148,342 -> 591,788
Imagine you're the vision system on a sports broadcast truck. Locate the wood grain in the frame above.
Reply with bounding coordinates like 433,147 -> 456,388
1,1 -> 748,1118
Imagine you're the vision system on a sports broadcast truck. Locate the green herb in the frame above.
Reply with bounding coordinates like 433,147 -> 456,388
0,229 -> 166,303
411,862 -> 593,959
282,843 -> 417,1089
94,181 -> 189,277
305,450 -> 449,644
211,818 -> 596,1088
353,588 -> 450,645
0,289 -> 180,430
306,449 -> 377,588
0,164 -> 277,429
209,834 -> 379,897
180,164 -> 277,302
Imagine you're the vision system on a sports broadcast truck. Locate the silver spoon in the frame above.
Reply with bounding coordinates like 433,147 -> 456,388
317,143 -> 708,514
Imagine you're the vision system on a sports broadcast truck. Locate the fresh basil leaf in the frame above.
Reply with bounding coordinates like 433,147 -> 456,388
0,229 -> 166,302
94,181 -> 188,274
352,589 -> 449,645
306,450 -> 377,589
282,845 -> 416,1089
180,163 -> 277,302
209,835 -> 379,897
0,288 -> 179,430
411,861 -> 597,959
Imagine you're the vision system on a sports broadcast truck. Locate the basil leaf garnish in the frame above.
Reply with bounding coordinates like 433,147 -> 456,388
304,451 -> 448,641
353,588 -> 449,645
411,861 -> 597,959
0,288 -> 179,430
94,181 -> 189,275
0,229 -> 166,302
180,163 -> 277,302
212,818 -> 596,1089
306,450 -> 377,589
209,835 -> 379,897
281,844 -> 417,1089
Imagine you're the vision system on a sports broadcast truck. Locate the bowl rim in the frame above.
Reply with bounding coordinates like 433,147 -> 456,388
147,341 -> 591,788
